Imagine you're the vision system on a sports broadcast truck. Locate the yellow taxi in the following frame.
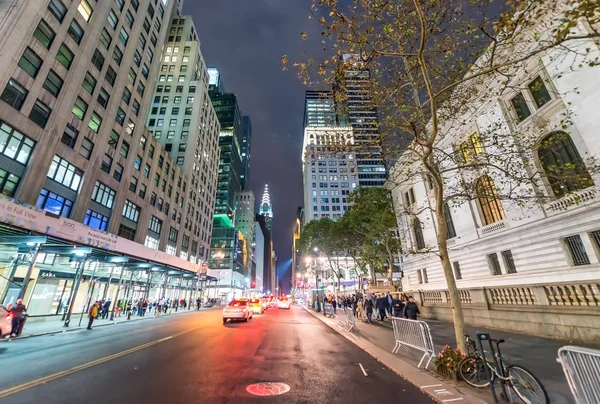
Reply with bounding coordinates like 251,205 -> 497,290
248,298 -> 264,314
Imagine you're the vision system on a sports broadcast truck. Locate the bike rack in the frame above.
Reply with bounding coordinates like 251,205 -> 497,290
476,333 -> 510,403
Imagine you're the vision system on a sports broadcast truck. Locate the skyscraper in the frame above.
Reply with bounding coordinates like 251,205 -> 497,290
241,116 -> 252,190
259,183 -> 273,231
338,54 -> 387,187
207,68 -> 246,300
234,190 -> 255,279
147,16 -> 221,262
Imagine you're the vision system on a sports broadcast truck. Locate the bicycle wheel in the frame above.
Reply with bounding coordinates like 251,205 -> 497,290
507,365 -> 549,404
458,357 -> 493,388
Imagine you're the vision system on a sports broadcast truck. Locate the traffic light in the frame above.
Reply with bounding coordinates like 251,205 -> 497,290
251,280 -> 256,288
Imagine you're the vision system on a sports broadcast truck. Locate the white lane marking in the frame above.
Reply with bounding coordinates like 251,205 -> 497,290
442,399 -> 464,402
358,363 -> 368,377
421,384 -> 443,388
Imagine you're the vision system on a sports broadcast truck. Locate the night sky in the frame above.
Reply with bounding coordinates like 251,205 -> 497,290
184,1 -> 323,292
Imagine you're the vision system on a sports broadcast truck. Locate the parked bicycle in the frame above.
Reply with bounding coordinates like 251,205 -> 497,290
458,333 -> 549,404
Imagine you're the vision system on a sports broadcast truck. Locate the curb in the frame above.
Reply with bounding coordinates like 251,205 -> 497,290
303,306 -> 488,404
1,308 -> 209,342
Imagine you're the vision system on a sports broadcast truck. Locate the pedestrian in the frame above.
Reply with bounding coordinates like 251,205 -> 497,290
386,292 -> 393,317
331,296 -> 337,315
102,298 -> 111,319
392,293 -> 404,317
377,295 -> 388,321
196,297 -> 201,310
364,298 -> 374,324
87,301 -> 100,330
126,300 -> 132,315
142,300 -> 148,316
8,299 -> 27,337
403,296 -> 420,320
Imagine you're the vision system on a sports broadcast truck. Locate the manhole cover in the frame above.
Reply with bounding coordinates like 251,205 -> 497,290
246,382 -> 291,396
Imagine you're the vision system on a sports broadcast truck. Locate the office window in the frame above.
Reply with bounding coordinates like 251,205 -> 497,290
104,66 -> 118,87
91,49 -> 105,71
169,119 -> 177,127
84,210 -> 109,231
41,70 -> 64,98
72,97 -> 88,119
136,82 -> 145,96
181,65 -> 188,72
132,99 -> 140,116
176,156 -> 184,166
120,141 -> 129,158
166,131 -> 175,139
128,176 -> 137,192
149,216 -> 162,234
501,250 -> 517,274
56,43 -> 74,69
19,48 -> 43,78
67,20 -> 84,45
168,227 -> 178,243
150,192 -> 156,206
82,72 -> 97,94
178,143 -> 187,152
528,76 -> 552,109
29,100 -> 52,128
138,183 -> 146,199
145,48 -> 153,62
143,163 -> 150,178
34,20 -> 55,49
48,0 -> 67,22
100,154 -> 112,173
122,87 -> 131,104
79,136 -> 94,159
180,131 -> 188,140
1,79 -> 28,111
185,107 -> 192,115
100,28 -> 112,49
564,235 -> 591,266
133,50 -> 142,67
125,10 -> 134,28
92,181 -> 116,209
0,122 -> 36,164
112,46 -> 123,65
97,87 -> 110,108
186,96 -> 194,104
476,175 -> 505,225
148,145 -> 154,158
156,118 -> 164,127
114,0 -> 125,12
444,203 -> 457,239
133,155 -> 142,170
88,110 -> 102,132
113,163 -> 123,182
174,96 -> 181,104
107,130 -> 119,149
178,75 -> 185,83
488,253 -> 502,275
118,27 -> 129,46
413,217 -> 425,250
153,131 -> 161,139
125,119 -> 135,136
141,64 -> 149,79
123,200 -> 140,222
183,119 -> 190,127
47,156 -> 82,191
510,93 -> 531,123
175,85 -> 183,93
171,107 -> 179,115
118,224 -> 135,240
37,189 -> 73,217
78,0 -> 93,22
61,124 -> 79,148
116,108 -> 125,125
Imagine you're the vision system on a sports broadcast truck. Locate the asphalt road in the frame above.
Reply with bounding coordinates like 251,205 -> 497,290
0,306 -> 434,404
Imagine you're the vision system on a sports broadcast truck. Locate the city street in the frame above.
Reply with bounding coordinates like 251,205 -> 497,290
0,306 -> 434,404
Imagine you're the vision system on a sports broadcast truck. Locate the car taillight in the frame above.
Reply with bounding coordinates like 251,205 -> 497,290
242,309 -> 247,313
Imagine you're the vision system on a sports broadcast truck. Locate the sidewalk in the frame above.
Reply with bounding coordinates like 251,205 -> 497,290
314,306 -> 578,404
2,307 -> 212,341
304,306 -> 488,404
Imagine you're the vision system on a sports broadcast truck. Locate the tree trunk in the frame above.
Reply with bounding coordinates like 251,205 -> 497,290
433,186 -> 467,353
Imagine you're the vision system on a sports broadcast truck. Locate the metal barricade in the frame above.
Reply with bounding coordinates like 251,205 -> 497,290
344,308 -> 356,332
323,303 -> 335,318
390,317 -> 436,369
557,345 -> 600,404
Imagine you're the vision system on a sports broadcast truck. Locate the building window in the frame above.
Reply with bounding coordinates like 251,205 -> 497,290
100,29 -> 112,49
510,93 -> 530,122
116,108 -> 126,125
108,130 -> 119,150
29,100 -> 52,128
112,46 -> 123,65
501,250 -> 517,274
176,156 -> 184,166
169,227 -> 178,243
138,183 -> 146,199
129,176 -> 137,192
61,124 -> 78,148
564,235 -> 590,266
36,188 -> 72,217
18,48 -> 43,78
100,154 -> 112,173
149,215 -> 162,234
144,235 -> 159,249
528,76 -> 552,109
476,175 -> 505,225
78,0 -> 93,22
88,112 -> 102,133
34,19 -> 55,49
444,203 -> 457,239
115,0 -> 125,11
488,253 -> 502,276
105,67 -> 117,86
118,224 -> 136,240
72,97 -> 88,120
404,188 -> 415,206
123,200 -> 140,222
1,79 -> 28,111
47,156 -> 82,191
452,261 -> 462,280
413,217 -> 425,250
113,163 -> 123,182
417,269 -> 423,284
120,141 -> 129,158
84,210 -> 109,231
537,131 -> 593,197
97,88 -> 110,109
107,9 -> 118,29
48,0 -> 67,22
82,72 -> 97,94
0,169 -> 20,197
91,49 -> 105,71
67,19 -> 84,44
122,88 -> 131,105
119,27 -> 129,46
79,137 -> 94,159
92,181 -> 116,209
133,155 -> 142,170
43,70 -> 64,97
149,192 -> 156,206
56,43 -> 74,70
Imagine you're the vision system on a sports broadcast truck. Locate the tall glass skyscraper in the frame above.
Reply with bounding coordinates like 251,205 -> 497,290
241,116 -> 252,190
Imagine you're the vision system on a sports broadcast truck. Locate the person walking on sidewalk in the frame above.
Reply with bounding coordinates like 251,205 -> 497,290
331,297 -> 337,315
9,299 -> 27,337
364,298 -> 374,324
392,293 -> 404,317
403,296 -> 420,320
377,295 -> 388,322
196,297 -> 201,310
87,301 -> 100,330
101,299 -> 111,320
386,292 -> 393,317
